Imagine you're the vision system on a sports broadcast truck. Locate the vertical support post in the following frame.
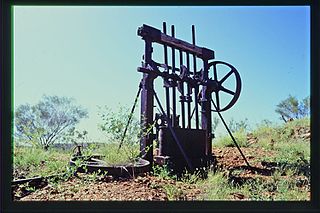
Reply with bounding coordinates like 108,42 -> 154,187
171,25 -> 177,127
179,50 -> 186,128
163,22 -> 171,120
140,38 -> 155,167
201,60 -> 212,158
192,25 -> 199,129
186,53 -> 192,129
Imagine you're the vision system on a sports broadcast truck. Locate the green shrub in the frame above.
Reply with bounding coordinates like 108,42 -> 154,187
97,104 -> 153,165
152,164 -> 176,180
163,184 -> 184,200
99,143 -> 140,166
98,104 -> 140,146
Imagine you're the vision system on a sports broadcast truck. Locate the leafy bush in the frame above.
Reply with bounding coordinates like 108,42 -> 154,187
98,104 -> 154,164
98,104 -> 140,146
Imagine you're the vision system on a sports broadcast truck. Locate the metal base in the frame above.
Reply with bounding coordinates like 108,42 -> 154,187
154,154 -> 215,177
69,156 -> 150,178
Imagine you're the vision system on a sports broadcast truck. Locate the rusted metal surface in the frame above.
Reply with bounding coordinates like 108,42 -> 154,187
12,173 -> 65,186
208,61 -> 242,112
139,38 -> 156,168
137,23 -> 242,174
137,24 -> 214,59
158,127 -> 206,159
69,156 -> 150,178
192,25 -> 200,129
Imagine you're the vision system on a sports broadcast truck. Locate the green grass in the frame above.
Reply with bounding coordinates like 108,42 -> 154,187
13,141 -> 141,179
13,146 -> 71,178
213,128 -> 249,148
197,171 -> 236,200
196,169 -> 309,201
214,118 -> 310,165
251,118 -> 310,176
99,143 -> 140,166
152,164 -> 177,180
78,142 -> 140,166
13,117 -> 310,201
208,117 -> 310,200
214,117 -> 310,149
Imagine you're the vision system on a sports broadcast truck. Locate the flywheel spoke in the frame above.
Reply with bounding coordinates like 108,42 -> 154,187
220,86 -> 235,95
219,70 -> 234,84
215,92 -> 220,111
208,61 -> 241,112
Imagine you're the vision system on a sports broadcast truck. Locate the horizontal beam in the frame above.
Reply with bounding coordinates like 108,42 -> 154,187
137,24 -> 215,60
137,66 -> 219,91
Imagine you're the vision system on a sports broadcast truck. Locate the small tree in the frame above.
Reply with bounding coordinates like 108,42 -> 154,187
98,105 -> 142,162
275,95 -> 310,122
62,127 -> 90,146
228,118 -> 250,133
98,105 -> 140,145
14,95 -> 88,150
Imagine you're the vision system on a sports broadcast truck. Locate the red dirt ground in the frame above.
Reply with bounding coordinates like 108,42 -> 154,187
15,173 -> 202,201
13,145 -> 310,201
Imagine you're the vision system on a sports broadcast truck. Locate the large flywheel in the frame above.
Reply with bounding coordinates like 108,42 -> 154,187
207,61 -> 242,112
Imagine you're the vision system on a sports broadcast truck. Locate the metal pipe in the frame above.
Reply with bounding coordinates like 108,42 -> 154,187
163,22 -> 171,121
139,38 -> 155,166
118,84 -> 142,151
201,59 -> 212,157
186,53 -> 191,129
211,99 -> 251,168
171,25 -> 176,127
192,25 -> 199,129
179,50 -> 186,128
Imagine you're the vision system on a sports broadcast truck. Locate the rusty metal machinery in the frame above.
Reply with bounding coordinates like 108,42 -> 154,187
13,23 -> 245,187
137,23 -> 242,174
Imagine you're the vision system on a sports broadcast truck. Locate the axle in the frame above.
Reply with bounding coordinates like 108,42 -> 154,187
137,65 -> 220,92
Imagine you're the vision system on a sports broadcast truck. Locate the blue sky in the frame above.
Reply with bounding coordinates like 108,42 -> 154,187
13,6 -> 310,141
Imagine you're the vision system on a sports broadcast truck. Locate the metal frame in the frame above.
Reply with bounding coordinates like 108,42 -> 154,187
137,23 -> 241,171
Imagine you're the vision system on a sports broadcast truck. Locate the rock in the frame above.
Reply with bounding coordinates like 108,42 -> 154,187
300,133 -> 311,140
231,192 -> 245,200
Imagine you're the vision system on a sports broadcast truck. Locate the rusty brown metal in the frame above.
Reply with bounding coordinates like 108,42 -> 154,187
192,25 -> 200,129
137,24 -> 215,59
139,38 -> 156,169
69,156 -> 150,178
163,22 -> 171,121
137,23 -> 242,174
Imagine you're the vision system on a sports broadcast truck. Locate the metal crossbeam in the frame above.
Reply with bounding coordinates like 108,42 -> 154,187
138,24 -> 215,59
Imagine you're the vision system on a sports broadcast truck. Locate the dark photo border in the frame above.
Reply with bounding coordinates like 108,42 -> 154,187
1,0 -> 319,212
